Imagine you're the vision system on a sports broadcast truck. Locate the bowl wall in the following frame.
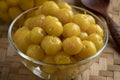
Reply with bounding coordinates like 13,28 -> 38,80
8,6 -> 108,80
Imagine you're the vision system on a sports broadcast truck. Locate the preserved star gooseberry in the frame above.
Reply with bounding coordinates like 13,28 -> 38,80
78,40 -> 97,59
55,51 -> 71,64
79,32 -> 88,40
72,13 -> 95,31
30,27 -> 46,44
24,15 -> 45,30
26,44 -> 44,60
87,24 -> 104,37
42,16 -> 63,36
56,8 -> 73,24
41,36 -> 62,55
62,22 -> 81,38
58,2 -> 72,10
42,56 -> 57,73
87,33 -> 103,50
13,27 -> 30,53
41,1 -> 60,16
63,36 -> 83,55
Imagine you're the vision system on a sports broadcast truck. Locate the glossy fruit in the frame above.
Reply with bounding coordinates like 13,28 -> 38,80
86,14 -> 95,24
58,2 -> 72,10
87,33 -> 103,50
26,44 -> 44,60
44,20 -> 63,36
42,56 -> 57,73
41,1 -> 60,16
24,15 -> 44,30
55,51 -> 71,64
42,16 -> 59,28
30,27 -> 46,44
62,22 -> 81,38
13,27 -> 30,52
87,24 -> 104,37
72,14 -> 95,31
78,40 -> 97,59
79,32 -> 88,40
56,8 -> 73,24
41,36 -> 62,55
42,16 -> 59,23
63,36 -> 83,55
42,16 -> 63,36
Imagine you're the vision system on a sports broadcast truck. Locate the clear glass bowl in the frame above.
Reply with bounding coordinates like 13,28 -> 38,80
8,6 -> 108,80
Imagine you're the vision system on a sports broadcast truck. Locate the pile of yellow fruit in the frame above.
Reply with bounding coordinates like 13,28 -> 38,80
0,0 -> 58,23
13,1 -> 104,65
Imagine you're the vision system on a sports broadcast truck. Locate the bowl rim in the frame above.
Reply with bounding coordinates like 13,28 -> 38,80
8,6 -> 109,66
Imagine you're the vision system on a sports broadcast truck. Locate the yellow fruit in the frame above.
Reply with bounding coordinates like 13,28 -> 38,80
79,32 -> 88,40
19,0 -> 34,11
41,1 -> 60,16
8,7 -> 22,20
42,16 -> 63,36
55,52 -> 71,64
87,24 -> 104,37
87,33 -> 103,50
30,27 -> 46,44
0,1 -> 8,12
42,56 -> 57,73
62,22 -> 81,37
58,2 -> 72,10
26,44 -> 44,60
45,20 -> 63,36
41,36 -> 62,55
13,27 -> 30,52
72,14 -> 94,31
63,36 -> 83,55
78,40 -> 97,59
42,56 -> 55,64
42,16 -> 59,28
56,8 -> 73,24
6,0 -> 19,6
86,14 -> 95,24
24,15 -> 44,30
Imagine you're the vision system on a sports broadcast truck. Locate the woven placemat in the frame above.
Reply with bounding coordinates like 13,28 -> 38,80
0,0 -> 120,80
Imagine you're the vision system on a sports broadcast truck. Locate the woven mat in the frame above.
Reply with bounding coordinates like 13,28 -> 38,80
0,0 -> 120,80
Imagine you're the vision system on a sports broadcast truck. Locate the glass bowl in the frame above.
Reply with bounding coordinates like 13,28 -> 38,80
8,6 -> 108,80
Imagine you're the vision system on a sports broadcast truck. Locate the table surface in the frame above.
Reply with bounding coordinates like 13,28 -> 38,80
0,0 -> 120,80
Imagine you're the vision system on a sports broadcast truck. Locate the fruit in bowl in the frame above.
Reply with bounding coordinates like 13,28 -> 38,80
8,1 -> 108,80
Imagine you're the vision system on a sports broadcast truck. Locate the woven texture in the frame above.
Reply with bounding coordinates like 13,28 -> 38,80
0,0 -> 120,80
